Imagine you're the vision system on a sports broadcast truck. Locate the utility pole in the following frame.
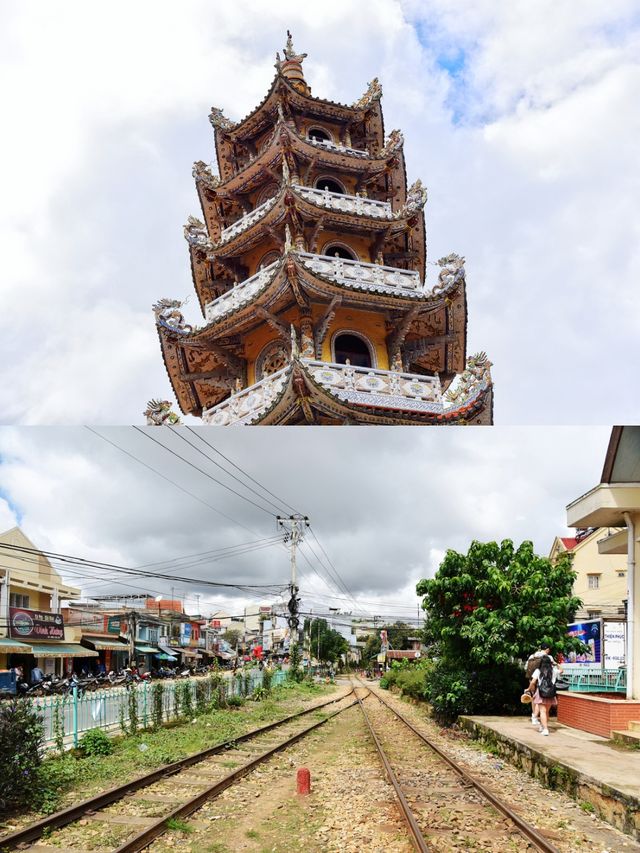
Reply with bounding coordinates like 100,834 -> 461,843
277,514 -> 309,648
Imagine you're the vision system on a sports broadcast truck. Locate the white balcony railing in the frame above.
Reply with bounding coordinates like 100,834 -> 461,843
202,365 -> 291,426
219,195 -> 278,243
307,136 -> 368,158
298,252 -> 421,294
293,184 -> 392,219
204,260 -> 280,323
202,359 -> 444,425
305,360 -> 443,414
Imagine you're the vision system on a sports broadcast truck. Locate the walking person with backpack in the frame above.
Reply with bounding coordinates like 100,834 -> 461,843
528,654 -> 560,736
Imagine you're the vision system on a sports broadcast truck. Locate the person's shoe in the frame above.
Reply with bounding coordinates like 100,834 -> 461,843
531,716 -> 539,725
540,728 -> 549,736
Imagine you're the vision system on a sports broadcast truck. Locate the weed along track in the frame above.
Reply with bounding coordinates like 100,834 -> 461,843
353,680 -> 560,853
0,689 -> 357,853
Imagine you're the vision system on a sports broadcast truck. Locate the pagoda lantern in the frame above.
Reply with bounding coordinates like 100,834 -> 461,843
152,34 -> 493,425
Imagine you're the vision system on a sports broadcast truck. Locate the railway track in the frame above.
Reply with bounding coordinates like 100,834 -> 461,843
0,687 -> 358,853
353,678 -> 560,853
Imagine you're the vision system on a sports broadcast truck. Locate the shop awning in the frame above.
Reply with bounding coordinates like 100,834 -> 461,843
0,637 -> 33,653
135,645 -> 160,655
173,648 -> 202,659
157,644 -> 178,659
82,637 -> 129,652
216,651 -> 235,660
30,643 -> 98,658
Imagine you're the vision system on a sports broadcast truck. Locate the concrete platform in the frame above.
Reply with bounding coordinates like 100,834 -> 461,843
459,714 -> 640,840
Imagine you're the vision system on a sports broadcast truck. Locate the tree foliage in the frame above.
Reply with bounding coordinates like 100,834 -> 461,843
304,618 -> 349,663
417,539 -> 583,666
361,621 -> 415,664
0,698 -> 44,812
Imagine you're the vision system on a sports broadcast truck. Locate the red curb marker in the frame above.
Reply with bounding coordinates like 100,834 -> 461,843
297,767 -> 311,795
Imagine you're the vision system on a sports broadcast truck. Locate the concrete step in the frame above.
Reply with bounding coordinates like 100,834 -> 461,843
611,728 -> 640,745
627,720 -> 640,732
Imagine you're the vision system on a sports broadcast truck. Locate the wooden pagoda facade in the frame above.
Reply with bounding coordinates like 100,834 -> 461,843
153,34 -> 493,425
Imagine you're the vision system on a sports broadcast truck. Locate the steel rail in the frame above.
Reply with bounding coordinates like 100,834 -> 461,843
354,686 -> 430,852
359,679 -> 560,853
0,688 -> 355,851
113,696 -> 359,852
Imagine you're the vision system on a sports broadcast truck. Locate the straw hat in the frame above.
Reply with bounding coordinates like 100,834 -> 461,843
520,691 -> 533,704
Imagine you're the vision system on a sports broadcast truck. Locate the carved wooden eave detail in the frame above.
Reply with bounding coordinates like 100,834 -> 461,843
314,295 -> 341,358
255,306 -> 290,341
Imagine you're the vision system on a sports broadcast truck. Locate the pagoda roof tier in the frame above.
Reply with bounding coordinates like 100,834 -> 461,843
154,252 -> 468,413
195,121 -> 404,203
202,181 -> 426,259
211,72 -> 384,155
200,355 -> 492,426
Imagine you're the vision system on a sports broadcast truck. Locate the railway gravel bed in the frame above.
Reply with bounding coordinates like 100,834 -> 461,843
367,681 -> 640,853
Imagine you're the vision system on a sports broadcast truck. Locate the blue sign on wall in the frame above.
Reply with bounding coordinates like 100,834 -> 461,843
566,620 -> 601,664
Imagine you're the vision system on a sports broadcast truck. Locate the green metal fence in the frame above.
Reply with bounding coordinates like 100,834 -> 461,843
31,669 -> 287,748
565,668 -> 626,693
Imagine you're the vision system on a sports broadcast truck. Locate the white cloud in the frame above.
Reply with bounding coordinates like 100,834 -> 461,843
0,425 -> 610,619
0,1 -> 638,422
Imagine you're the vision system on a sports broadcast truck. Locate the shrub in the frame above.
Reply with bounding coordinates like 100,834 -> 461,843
35,756 -> 78,813
0,699 -> 44,812
424,660 -> 523,725
262,668 -> 273,694
195,680 -> 208,715
151,682 -> 164,728
251,687 -> 268,701
226,694 -> 244,708
127,686 -> 139,734
180,682 -> 194,718
79,728 -> 113,756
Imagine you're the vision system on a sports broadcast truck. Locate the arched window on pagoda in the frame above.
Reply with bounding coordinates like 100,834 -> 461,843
322,242 -> 357,261
307,126 -> 332,144
333,332 -> 374,368
256,340 -> 289,381
257,250 -> 281,270
314,176 -> 345,195
255,182 -> 280,207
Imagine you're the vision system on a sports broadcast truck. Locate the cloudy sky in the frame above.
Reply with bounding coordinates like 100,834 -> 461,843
0,1 -> 638,424
0,426 -> 611,621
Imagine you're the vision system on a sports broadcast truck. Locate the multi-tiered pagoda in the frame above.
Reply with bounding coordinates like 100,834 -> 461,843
153,34 -> 493,425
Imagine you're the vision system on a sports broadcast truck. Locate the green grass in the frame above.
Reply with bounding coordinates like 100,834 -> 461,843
166,817 -> 193,833
30,681 -> 334,816
579,800 -> 595,813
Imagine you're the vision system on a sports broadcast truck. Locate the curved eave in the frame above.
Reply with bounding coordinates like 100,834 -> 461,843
183,253 -> 451,341
221,75 -> 373,144
156,324 -> 204,416
248,359 -> 492,425
209,123 -> 396,200
213,187 -> 417,259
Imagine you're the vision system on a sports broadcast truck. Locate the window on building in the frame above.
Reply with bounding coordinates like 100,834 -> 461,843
334,333 -> 372,368
315,177 -> 345,195
587,574 -> 600,590
618,571 -> 626,577
588,610 -> 602,619
322,243 -> 357,261
9,593 -> 30,609
308,127 -> 331,143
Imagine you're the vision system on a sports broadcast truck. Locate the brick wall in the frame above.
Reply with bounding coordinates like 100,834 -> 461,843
557,692 -> 640,737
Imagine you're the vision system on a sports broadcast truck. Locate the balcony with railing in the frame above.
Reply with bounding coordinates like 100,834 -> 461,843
204,260 -> 280,323
297,252 -> 421,295
305,360 -> 443,414
219,195 -> 278,244
202,359 -> 444,425
307,136 -> 368,158
293,184 -> 392,219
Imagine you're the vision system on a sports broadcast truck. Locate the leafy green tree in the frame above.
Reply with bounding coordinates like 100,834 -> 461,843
417,539 -> 582,664
415,540 -> 583,723
0,699 -> 44,812
304,618 -> 349,664
222,628 -> 242,649
361,621 -> 414,665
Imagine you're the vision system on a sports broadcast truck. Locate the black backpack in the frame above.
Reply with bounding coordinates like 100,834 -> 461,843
538,670 -> 556,699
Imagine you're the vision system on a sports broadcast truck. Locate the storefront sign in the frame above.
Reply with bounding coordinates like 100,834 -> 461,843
9,607 -> 64,640
566,620 -> 601,664
107,616 -> 122,634
603,621 -> 625,669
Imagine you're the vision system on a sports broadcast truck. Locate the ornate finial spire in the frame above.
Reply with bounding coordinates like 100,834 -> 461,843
275,31 -> 310,95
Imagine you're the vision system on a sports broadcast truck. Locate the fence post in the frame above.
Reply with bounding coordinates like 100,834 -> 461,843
72,685 -> 79,749
143,682 -> 148,728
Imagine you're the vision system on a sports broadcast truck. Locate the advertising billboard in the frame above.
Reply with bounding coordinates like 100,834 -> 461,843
566,620 -> 601,664
603,621 -> 625,669
9,607 -> 64,640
